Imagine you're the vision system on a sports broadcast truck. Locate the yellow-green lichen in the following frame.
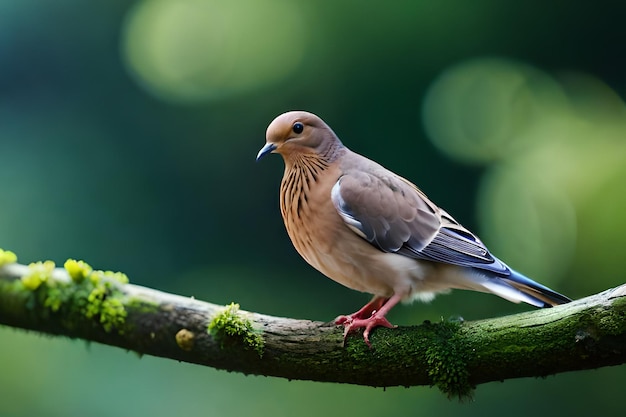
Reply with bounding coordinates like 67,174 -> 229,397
16,257 -> 129,334
21,260 -> 56,290
84,280 -> 127,333
0,248 -> 18,266
208,302 -> 264,357
43,282 -> 71,312
89,269 -> 129,285
64,259 -> 92,283
424,321 -> 474,399
98,296 -> 127,333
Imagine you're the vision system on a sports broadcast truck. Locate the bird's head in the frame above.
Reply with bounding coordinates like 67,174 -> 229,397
256,111 -> 341,162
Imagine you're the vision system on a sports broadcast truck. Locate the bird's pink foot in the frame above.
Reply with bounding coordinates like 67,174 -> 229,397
335,294 -> 403,346
334,314 -> 352,325
334,296 -> 387,325
338,312 -> 396,347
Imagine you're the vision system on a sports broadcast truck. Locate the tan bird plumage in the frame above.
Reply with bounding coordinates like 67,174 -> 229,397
257,111 -> 570,345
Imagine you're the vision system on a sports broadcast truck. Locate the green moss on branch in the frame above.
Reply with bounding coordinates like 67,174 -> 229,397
0,248 -> 625,397
0,251 -> 128,335
208,302 -> 264,357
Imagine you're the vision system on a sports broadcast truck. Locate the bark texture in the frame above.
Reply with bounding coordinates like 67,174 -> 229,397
1,262 -> 624,398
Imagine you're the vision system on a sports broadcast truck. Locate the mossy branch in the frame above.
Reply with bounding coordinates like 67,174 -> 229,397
0,255 -> 625,398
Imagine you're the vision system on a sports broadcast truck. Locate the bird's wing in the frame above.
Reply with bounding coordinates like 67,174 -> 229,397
330,169 -> 509,275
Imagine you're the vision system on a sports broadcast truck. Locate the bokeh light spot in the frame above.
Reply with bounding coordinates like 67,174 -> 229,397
422,58 -> 566,163
424,58 -> 626,288
122,0 -> 307,103
478,163 -> 577,282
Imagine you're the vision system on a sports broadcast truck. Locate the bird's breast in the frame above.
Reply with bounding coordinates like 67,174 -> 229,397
279,158 -> 399,296
280,158 -> 340,265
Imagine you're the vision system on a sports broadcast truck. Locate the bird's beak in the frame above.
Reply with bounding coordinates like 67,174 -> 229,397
256,142 -> 277,161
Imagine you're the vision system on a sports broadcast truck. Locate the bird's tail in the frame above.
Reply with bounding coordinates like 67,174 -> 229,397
480,267 -> 572,308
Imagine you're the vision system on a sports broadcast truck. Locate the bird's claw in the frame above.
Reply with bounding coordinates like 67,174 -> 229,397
336,313 -> 396,347
334,314 -> 353,325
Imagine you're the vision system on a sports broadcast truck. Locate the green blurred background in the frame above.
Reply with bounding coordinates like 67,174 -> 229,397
1,0 -> 625,415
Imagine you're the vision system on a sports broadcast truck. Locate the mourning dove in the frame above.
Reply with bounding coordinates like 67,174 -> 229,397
257,110 -> 571,346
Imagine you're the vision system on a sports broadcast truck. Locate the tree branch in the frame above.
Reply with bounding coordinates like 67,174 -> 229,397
0,259 -> 625,398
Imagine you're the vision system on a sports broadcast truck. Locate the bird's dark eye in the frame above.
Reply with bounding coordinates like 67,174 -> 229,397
292,122 -> 304,134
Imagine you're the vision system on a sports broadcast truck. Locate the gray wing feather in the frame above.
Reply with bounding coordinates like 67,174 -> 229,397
331,172 -> 509,276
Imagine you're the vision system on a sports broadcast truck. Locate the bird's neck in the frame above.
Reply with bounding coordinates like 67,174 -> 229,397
280,152 -> 331,223
319,138 -> 344,163
279,140 -> 344,220
283,153 -> 329,190
284,139 -> 344,169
